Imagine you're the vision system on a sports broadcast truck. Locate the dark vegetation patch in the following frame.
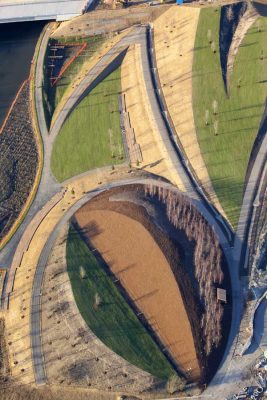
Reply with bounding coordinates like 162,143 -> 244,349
0,81 -> 38,243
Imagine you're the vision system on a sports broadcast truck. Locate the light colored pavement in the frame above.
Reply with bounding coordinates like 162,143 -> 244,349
0,0 -> 92,24
233,125 -> 267,272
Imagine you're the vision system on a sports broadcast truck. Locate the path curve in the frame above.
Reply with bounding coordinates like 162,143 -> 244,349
30,23 -> 241,392
31,176 -> 234,384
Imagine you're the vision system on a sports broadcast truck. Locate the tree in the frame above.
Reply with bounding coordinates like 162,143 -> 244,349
94,293 -> 102,309
256,19 -> 261,33
205,109 -> 210,126
212,99 -> 218,115
211,41 -> 216,53
214,120 -> 219,136
79,266 -> 87,279
207,29 -> 212,44
226,5 -> 233,22
166,374 -> 186,394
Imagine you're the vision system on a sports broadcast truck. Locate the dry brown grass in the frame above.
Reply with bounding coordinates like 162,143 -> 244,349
0,383 -> 117,400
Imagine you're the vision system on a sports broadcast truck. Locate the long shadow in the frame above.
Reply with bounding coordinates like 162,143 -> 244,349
219,1 -> 248,92
61,48 -> 129,129
245,100 -> 267,184
70,218 -> 185,379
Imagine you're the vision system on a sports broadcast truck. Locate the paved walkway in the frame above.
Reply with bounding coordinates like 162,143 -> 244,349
30,176 -> 234,385
29,24 -> 239,390
28,27 -> 239,387
3,17 -> 264,399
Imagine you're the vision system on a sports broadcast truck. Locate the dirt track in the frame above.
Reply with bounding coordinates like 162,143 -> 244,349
75,206 -> 201,381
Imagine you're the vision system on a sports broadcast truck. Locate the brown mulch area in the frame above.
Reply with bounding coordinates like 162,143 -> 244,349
73,185 -> 208,383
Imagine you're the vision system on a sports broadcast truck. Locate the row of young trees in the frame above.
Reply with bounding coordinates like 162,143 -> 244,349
144,184 -> 224,355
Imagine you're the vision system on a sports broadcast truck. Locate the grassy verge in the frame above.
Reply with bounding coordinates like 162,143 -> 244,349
51,66 -> 124,182
192,8 -> 267,227
67,224 -> 174,380
43,35 -> 105,128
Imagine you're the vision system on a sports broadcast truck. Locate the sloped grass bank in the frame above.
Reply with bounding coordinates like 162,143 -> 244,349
66,223 -> 174,381
43,35 -> 104,128
51,67 -> 124,182
192,8 -> 267,227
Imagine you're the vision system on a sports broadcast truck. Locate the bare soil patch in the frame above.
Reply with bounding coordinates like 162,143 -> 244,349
74,199 -> 202,382
73,184 -> 231,384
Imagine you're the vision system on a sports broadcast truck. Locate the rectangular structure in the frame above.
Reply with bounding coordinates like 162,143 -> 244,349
217,288 -> 227,303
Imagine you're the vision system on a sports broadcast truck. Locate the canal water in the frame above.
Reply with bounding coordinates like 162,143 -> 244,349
0,21 -> 45,127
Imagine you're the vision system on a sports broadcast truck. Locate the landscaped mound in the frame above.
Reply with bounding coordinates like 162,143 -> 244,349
0,80 -> 39,244
68,184 -> 231,385
193,7 -> 267,227
51,66 -> 124,182
43,35 -> 104,128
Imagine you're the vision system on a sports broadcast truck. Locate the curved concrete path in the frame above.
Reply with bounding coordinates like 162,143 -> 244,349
29,24 -> 239,391
3,17 -> 256,399
31,175 -> 234,385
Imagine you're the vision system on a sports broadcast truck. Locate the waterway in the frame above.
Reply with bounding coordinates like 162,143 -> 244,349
0,21 -> 45,127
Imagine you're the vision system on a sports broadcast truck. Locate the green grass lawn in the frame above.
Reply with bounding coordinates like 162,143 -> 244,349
51,66 -> 124,182
192,9 -> 267,228
43,35 -> 104,128
66,223 -> 174,380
